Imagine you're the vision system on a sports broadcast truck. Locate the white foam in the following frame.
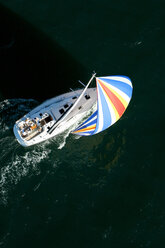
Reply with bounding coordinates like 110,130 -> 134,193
57,130 -> 71,150
0,99 -> 50,204
0,143 -> 51,205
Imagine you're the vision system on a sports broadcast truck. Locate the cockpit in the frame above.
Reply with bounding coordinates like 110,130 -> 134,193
18,113 -> 53,141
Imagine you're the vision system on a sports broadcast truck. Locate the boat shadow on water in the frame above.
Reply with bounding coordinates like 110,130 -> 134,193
0,4 -> 86,102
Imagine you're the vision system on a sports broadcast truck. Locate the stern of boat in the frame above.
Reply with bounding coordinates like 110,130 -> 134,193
13,123 -> 28,147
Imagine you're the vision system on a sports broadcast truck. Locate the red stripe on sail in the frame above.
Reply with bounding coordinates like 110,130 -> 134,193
98,80 -> 126,117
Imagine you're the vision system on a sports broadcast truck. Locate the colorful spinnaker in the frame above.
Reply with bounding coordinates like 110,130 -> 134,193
72,76 -> 133,136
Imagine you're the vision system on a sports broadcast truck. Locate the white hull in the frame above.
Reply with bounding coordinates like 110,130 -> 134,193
13,88 -> 97,146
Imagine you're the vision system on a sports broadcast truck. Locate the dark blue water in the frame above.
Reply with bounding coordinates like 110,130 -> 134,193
0,1 -> 164,247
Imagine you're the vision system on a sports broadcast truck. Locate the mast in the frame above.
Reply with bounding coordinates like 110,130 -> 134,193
64,72 -> 96,118
48,73 -> 96,134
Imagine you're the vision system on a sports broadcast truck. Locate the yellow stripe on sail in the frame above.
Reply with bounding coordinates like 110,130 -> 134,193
73,124 -> 96,133
100,80 -> 129,109
99,81 -> 120,122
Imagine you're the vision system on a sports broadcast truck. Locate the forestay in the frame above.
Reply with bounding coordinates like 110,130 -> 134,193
72,76 -> 133,136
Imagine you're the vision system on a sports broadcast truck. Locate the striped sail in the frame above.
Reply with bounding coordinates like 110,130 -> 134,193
72,76 -> 133,136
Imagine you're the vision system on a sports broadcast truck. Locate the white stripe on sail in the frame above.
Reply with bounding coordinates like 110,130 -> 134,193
101,81 -> 131,103
100,85 -> 116,125
94,83 -> 104,134
99,76 -> 132,87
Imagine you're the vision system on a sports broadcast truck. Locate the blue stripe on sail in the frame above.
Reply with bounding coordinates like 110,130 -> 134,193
77,111 -> 97,130
117,75 -> 132,82
75,118 -> 97,132
73,111 -> 97,131
94,82 -> 112,134
98,77 -> 132,98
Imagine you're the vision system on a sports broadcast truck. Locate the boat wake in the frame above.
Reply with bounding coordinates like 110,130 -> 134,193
0,98 -> 96,205
0,144 -> 51,205
0,99 -> 51,205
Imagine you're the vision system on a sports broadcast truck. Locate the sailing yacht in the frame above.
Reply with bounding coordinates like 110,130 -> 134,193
13,73 -> 133,146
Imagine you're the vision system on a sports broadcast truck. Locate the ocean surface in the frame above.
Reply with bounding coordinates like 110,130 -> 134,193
0,0 -> 164,247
